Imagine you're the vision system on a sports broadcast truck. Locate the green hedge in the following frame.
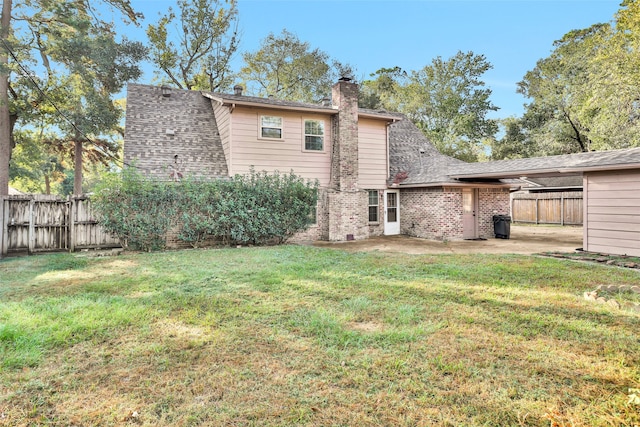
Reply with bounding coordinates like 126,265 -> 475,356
92,168 -> 319,251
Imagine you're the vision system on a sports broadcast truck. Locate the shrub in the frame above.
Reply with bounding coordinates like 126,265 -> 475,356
92,168 -> 318,251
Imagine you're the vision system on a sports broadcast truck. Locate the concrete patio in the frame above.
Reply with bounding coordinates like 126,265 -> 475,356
313,224 -> 583,255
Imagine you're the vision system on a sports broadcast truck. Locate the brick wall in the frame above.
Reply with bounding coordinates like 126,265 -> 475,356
124,84 -> 228,180
400,187 -> 510,240
400,187 -> 463,240
327,190 -> 369,241
478,188 -> 511,238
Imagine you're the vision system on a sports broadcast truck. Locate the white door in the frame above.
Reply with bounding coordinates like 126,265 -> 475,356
462,188 -> 478,239
384,190 -> 400,235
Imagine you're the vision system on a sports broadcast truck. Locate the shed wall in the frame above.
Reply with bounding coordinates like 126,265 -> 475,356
584,169 -> 640,256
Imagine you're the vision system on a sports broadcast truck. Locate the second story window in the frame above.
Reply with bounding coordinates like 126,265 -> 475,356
261,116 -> 283,139
304,119 -> 324,151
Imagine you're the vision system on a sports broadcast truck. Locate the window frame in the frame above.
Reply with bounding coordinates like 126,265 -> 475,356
368,190 -> 379,223
303,119 -> 325,152
259,115 -> 284,140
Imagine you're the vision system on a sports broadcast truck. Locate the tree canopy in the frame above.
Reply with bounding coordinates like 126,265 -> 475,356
147,0 -> 239,92
0,0 -> 146,195
239,29 -> 354,103
492,0 -> 640,159
362,52 -> 498,162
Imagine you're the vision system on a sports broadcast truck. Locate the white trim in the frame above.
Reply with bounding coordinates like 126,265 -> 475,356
367,190 -> 380,223
259,115 -> 284,140
302,118 -> 325,153
384,190 -> 400,235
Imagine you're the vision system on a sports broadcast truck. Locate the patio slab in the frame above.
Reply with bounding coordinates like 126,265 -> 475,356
313,225 -> 583,255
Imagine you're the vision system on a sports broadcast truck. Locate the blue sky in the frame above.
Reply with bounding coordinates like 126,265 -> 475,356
128,0 -> 622,119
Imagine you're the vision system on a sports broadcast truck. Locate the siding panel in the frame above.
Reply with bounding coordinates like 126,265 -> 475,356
212,102 -> 231,173
229,107 -> 333,185
358,118 -> 389,188
584,170 -> 640,256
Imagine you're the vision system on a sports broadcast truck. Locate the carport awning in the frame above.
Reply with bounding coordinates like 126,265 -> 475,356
449,147 -> 640,180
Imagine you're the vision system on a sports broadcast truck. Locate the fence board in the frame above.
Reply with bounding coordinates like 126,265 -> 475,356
511,191 -> 583,225
0,195 -> 120,257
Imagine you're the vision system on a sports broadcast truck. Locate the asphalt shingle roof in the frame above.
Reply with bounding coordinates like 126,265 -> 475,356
387,114 -> 468,185
449,147 -> 640,179
205,92 -> 336,112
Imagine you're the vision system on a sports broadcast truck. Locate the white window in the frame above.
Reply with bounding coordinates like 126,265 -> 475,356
260,116 -> 283,139
368,190 -> 379,222
304,119 -> 324,151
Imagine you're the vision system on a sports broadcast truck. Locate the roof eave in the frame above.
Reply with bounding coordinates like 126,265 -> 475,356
203,92 -> 337,115
394,181 -> 513,189
450,167 -> 569,180
560,163 -> 640,174
359,112 -> 401,122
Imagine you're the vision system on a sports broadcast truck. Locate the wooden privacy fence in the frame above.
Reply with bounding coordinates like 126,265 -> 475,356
0,194 -> 120,257
511,191 -> 583,225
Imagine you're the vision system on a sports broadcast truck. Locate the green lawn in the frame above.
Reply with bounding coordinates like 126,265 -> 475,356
1,246 -> 639,426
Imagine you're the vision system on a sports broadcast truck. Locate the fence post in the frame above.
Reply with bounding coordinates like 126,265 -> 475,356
0,196 -> 6,258
535,196 -> 539,224
28,199 -> 35,255
69,195 -> 75,252
560,193 -> 565,226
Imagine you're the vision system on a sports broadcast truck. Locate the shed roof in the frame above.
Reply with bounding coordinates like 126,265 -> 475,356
450,147 -> 640,179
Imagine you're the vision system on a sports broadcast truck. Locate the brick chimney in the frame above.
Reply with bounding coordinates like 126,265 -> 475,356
324,77 -> 369,241
330,77 -> 359,191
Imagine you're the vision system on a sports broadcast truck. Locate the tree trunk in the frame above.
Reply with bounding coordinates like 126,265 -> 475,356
74,139 -> 83,195
0,0 -> 12,196
44,174 -> 50,195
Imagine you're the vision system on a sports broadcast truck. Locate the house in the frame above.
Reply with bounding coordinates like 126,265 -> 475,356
123,80 -> 512,243
449,149 -> 640,256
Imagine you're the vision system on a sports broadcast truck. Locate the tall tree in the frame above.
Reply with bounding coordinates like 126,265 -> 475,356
0,0 -> 145,195
147,0 -> 239,91
362,52 -> 498,162
585,0 -> 640,149
516,25 -> 608,155
359,66 -> 407,110
510,2 -> 640,157
239,29 -> 354,103
0,0 -> 12,196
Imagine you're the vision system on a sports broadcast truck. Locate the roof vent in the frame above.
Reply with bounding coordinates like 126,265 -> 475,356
233,85 -> 243,96
321,97 -> 330,107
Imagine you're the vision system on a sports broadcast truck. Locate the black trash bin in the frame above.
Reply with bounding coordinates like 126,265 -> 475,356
493,215 -> 511,239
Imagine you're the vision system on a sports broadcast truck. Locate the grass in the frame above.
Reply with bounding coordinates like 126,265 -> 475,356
0,246 -> 639,426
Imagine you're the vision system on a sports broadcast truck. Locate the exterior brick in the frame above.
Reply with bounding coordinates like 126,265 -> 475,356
400,187 -> 510,240
478,188 -> 511,238
324,79 -> 369,241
